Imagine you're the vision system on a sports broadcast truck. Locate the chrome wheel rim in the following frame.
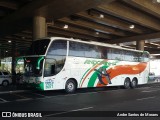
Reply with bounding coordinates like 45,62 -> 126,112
67,82 -> 74,91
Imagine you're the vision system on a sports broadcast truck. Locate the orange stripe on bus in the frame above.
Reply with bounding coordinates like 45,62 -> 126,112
80,60 -> 109,87
96,62 -> 147,87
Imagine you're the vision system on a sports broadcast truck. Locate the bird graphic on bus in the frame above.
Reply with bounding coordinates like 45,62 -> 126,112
94,67 -> 112,85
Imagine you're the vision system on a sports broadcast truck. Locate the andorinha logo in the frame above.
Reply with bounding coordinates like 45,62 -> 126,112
84,59 -> 119,66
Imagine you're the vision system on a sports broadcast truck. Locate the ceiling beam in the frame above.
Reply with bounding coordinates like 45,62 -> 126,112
77,10 -> 145,34
51,21 -> 112,39
149,50 -> 160,54
97,1 -> 160,30
0,37 -> 32,43
59,17 -> 128,36
123,0 -> 160,19
48,27 -> 104,41
0,1 -> 18,10
0,44 -> 30,48
0,0 -> 114,37
105,31 -> 160,44
145,43 -> 159,48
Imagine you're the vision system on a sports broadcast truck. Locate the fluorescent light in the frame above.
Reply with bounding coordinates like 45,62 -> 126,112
63,24 -> 68,29
22,37 -> 25,39
129,25 -> 135,29
152,0 -> 160,3
8,40 -> 11,43
96,32 -> 99,35
99,14 -> 104,18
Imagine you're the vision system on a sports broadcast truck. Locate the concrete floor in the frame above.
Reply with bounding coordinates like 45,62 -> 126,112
0,82 -> 160,119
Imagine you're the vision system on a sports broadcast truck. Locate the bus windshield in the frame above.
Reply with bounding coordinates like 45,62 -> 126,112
27,39 -> 50,55
24,57 -> 44,77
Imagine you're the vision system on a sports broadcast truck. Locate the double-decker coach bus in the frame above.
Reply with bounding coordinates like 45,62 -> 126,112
22,37 -> 149,93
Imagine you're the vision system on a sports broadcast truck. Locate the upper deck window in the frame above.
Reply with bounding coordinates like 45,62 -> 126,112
27,39 -> 50,55
47,40 -> 67,57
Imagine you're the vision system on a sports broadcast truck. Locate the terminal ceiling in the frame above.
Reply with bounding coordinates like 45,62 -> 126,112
0,0 -> 160,58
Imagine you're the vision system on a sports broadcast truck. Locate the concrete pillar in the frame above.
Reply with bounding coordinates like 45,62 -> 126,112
136,40 -> 145,51
33,16 -> 47,40
12,41 -> 16,84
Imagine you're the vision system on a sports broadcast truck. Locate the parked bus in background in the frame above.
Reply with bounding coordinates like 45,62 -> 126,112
22,37 -> 150,93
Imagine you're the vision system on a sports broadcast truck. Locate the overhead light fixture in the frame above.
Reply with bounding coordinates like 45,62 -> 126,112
129,25 -> 135,29
152,0 -> 160,3
96,32 -> 99,35
22,37 -> 25,39
6,51 -> 8,52
63,24 -> 69,29
99,14 -> 104,18
8,40 -> 11,43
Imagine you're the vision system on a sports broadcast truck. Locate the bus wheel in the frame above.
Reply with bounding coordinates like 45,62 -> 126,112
131,78 -> 138,89
124,78 -> 131,89
65,79 -> 76,93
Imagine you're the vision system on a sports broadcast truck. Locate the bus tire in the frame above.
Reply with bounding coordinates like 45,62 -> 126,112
65,79 -> 77,93
124,78 -> 131,89
131,78 -> 138,89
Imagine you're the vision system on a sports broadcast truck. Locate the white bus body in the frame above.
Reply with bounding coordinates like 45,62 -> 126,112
22,37 -> 149,93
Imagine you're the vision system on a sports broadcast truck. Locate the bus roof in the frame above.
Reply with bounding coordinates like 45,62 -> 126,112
37,37 -> 149,54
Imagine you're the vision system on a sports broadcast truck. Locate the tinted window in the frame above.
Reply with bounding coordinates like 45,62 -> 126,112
44,59 -> 56,76
68,41 -> 150,62
123,50 -> 134,61
140,52 -> 150,62
47,40 -> 67,56
107,48 -> 112,59
111,49 -> 122,60
133,52 -> 140,62
69,42 -> 85,57
44,56 -> 66,77
27,39 -> 50,55
24,57 -> 44,77
69,42 -> 101,58
45,40 -> 67,77
100,46 -> 108,59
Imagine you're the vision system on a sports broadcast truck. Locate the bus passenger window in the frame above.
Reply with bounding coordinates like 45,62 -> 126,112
44,59 -> 56,77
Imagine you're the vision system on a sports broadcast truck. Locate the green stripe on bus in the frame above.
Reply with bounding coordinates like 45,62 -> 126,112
87,72 -> 98,87
79,68 -> 91,87
32,82 -> 44,90
39,82 -> 44,90
87,65 -> 109,87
